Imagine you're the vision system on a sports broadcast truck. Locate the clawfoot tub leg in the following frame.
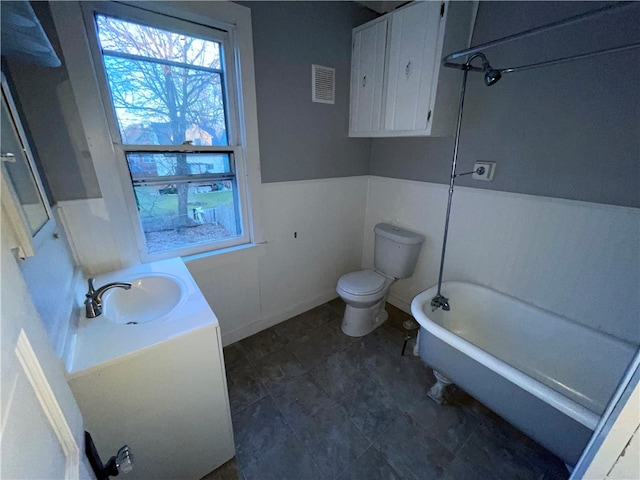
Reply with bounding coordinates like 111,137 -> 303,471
428,370 -> 453,404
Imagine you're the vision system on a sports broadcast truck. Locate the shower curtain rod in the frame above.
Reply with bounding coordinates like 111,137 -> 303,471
443,1 -> 637,67
443,42 -> 640,75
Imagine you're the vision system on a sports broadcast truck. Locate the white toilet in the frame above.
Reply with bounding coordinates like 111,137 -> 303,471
337,223 -> 425,337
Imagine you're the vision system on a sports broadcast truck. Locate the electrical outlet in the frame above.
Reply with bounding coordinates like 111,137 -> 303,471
473,161 -> 496,181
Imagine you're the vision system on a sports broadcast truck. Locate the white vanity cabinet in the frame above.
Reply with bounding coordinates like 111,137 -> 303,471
349,1 -> 476,137
68,324 -> 233,480
65,258 -> 234,480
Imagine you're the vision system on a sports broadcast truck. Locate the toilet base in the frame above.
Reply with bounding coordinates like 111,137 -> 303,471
341,301 -> 388,337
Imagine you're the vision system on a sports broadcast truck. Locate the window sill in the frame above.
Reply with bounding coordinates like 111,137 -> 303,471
182,241 -> 266,266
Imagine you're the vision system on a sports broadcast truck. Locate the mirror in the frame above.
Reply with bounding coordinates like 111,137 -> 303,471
1,73 -> 53,257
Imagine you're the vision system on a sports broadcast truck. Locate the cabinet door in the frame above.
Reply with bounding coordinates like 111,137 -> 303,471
349,19 -> 387,135
385,1 -> 443,132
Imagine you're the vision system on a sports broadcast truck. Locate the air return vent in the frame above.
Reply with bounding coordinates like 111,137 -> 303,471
312,64 -> 335,104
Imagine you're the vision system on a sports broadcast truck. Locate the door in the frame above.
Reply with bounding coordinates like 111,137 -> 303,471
1,88 -> 91,479
349,18 -> 387,135
384,1 -> 443,133
0,235 -> 90,479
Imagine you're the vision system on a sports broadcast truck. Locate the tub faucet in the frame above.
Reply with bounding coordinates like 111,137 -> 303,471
431,294 -> 450,312
85,278 -> 132,318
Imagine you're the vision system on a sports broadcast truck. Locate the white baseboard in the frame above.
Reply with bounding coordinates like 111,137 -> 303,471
220,290 -> 339,346
221,290 -> 414,346
387,292 -> 412,315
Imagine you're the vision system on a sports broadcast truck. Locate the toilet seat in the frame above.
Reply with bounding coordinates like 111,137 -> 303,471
337,270 -> 386,296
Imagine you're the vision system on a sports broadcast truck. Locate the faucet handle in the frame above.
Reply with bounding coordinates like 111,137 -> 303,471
87,278 -> 96,296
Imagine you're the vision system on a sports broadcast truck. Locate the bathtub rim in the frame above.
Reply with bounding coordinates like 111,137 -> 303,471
411,282 -> 600,431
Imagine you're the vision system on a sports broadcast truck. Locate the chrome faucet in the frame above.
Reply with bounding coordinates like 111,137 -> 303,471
431,294 -> 450,312
85,278 -> 132,318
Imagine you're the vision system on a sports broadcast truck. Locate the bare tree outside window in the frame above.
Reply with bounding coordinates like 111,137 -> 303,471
95,14 -> 242,253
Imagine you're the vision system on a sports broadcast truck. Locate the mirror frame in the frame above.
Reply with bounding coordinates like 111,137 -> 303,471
1,72 -> 55,258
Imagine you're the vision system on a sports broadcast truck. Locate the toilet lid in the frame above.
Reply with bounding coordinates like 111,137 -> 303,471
338,270 -> 386,296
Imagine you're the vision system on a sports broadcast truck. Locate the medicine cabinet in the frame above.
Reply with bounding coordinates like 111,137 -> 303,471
1,73 -> 54,258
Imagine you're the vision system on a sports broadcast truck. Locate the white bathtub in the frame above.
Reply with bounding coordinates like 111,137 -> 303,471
411,281 -> 636,465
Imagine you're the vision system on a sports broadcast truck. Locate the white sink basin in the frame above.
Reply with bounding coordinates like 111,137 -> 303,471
101,273 -> 186,324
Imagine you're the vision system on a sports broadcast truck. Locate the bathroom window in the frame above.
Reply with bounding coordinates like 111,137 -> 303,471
87,7 -> 251,258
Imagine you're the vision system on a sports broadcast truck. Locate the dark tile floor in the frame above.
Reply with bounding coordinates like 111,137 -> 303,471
202,299 -> 569,480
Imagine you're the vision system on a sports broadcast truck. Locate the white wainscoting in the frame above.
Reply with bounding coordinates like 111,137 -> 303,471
186,176 -> 369,345
56,198 -> 125,275
11,208 -> 82,358
364,176 -> 640,344
54,175 -> 638,346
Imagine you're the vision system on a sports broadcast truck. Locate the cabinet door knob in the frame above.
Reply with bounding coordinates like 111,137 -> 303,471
405,61 -> 412,77
362,75 -> 367,87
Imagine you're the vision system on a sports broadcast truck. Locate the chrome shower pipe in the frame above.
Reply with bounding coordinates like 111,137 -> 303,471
432,54 -> 477,308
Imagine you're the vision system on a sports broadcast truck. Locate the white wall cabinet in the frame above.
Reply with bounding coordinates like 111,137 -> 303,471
349,1 -> 476,137
350,18 -> 388,135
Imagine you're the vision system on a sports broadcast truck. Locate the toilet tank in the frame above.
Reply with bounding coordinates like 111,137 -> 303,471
374,223 -> 425,279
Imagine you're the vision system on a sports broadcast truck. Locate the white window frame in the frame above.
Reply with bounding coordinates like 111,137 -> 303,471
50,1 -> 263,265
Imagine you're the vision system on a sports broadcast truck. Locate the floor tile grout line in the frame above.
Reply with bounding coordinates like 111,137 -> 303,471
270,384 -> 339,438
452,413 -> 482,457
290,401 -> 368,480
309,371 -> 345,405
235,392 -> 299,475
228,369 -> 271,416
333,408 -> 374,479
289,427 -> 325,479
271,304 -> 343,343
366,408 -> 398,450
254,397 -> 328,474
333,443 -> 380,480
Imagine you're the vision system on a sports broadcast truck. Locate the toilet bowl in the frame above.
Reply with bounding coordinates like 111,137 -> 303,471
337,270 -> 395,337
336,223 -> 425,337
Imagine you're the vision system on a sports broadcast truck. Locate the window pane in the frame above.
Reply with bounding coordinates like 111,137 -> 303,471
96,15 -> 228,146
134,182 -> 241,254
96,15 -> 221,70
126,153 -> 232,180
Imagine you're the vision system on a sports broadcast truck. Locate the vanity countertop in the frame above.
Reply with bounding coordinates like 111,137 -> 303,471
66,257 -> 218,377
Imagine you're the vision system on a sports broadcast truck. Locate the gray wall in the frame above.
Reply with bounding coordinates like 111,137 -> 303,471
370,2 -> 640,208
239,1 -> 376,183
5,2 -> 102,202
8,2 -> 638,206
7,1 -> 376,199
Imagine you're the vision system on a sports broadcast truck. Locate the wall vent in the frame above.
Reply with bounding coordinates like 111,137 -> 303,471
312,64 -> 335,104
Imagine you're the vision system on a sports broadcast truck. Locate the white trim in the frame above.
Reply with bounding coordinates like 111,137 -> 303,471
49,1 -> 263,268
368,175 -> 639,214
50,1 -> 137,268
571,350 -> 640,479
220,289 -> 338,347
387,291 -> 411,313
84,2 -> 250,261
15,330 -> 80,480
183,241 -> 265,264
124,0 -> 266,245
